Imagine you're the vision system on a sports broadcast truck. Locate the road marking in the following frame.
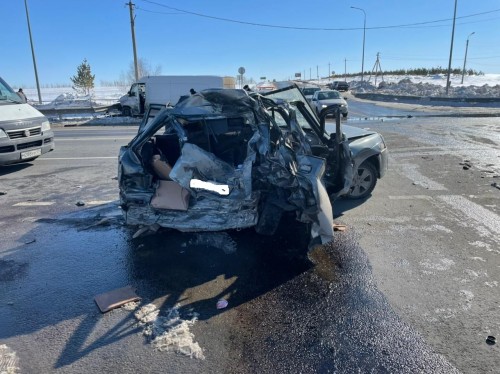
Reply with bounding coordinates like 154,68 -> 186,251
389,195 -> 433,200
398,163 -> 447,190
438,195 -> 500,236
86,200 -> 115,205
13,202 -> 55,206
55,137 -> 132,141
40,156 -> 117,160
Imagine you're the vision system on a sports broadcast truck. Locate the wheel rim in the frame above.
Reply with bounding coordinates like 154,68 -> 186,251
350,165 -> 374,198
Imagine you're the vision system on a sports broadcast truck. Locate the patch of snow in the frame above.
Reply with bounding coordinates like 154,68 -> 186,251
134,303 -> 205,360
0,344 -> 19,374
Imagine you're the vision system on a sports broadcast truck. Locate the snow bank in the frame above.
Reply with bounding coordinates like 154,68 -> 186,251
348,74 -> 500,98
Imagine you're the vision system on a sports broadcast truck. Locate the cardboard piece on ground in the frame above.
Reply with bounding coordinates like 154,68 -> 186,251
94,285 -> 141,313
333,223 -> 347,232
151,180 -> 190,211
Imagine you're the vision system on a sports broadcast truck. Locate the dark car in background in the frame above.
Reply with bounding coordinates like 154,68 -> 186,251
328,81 -> 349,91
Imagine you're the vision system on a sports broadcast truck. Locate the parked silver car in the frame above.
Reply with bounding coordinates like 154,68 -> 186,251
310,90 -> 349,118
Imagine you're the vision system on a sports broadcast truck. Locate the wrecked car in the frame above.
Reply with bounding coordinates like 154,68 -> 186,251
118,87 -> 354,246
262,85 -> 388,200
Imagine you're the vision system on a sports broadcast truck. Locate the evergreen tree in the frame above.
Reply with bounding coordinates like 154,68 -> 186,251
70,58 -> 95,95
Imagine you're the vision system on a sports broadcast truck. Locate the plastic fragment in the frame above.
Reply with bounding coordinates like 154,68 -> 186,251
216,299 -> 228,309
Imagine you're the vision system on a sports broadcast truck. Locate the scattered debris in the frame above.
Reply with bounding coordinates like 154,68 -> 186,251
486,336 -> 496,345
216,298 -> 228,309
333,223 -> 347,232
491,182 -> 500,191
80,217 -> 113,231
0,192 -> 6,196
460,160 -> 472,170
75,201 -> 85,207
133,303 -> 205,359
24,238 -> 36,245
132,223 -> 161,239
94,285 -> 141,313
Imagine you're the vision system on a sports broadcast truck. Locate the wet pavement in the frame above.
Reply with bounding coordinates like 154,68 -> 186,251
0,198 -> 459,372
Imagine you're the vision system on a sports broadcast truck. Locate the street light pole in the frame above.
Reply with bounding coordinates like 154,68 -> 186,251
24,0 -> 42,104
351,6 -> 366,82
461,32 -> 475,84
445,0 -> 458,95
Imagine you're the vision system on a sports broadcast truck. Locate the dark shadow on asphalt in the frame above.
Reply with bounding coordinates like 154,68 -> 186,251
0,162 -> 33,175
0,210 -> 313,369
333,195 -> 371,218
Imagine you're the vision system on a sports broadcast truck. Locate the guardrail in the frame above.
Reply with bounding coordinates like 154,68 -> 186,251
353,92 -> 500,104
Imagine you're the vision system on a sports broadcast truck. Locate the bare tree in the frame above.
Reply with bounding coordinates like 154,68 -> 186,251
120,58 -> 162,84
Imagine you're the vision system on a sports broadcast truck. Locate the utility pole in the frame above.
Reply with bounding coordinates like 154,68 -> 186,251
344,58 -> 347,82
316,65 -> 319,84
461,32 -> 475,84
309,67 -> 311,80
127,1 -> 139,81
445,0 -> 458,95
328,62 -> 331,79
369,52 -> 384,86
24,0 -> 42,104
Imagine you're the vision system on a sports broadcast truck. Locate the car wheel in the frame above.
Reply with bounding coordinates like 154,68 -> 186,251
347,161 -> 377,199
342,112 -> 348,118
122,106 -> 131,117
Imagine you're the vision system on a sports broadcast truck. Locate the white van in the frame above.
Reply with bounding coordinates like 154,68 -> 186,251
0,76 -> 54,165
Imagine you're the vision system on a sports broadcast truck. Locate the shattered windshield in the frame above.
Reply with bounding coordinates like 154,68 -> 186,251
263,85 -> 318,126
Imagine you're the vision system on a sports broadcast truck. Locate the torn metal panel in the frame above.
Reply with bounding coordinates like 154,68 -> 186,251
125,193 -> 259,232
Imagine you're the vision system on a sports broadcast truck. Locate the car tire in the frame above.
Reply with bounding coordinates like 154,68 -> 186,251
122,106 -> 131,117
346,161 -> 377,199
342,112 -> 348,118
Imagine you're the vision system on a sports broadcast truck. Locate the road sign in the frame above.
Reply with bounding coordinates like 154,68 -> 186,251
238,67 -> 246,75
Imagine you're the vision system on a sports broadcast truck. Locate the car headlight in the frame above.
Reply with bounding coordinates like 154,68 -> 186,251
41,121 -> 51,132
321,104 -> 328,108
0,129 -> 7,139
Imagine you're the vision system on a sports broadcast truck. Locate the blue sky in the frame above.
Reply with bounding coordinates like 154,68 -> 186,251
3,0 -> 500,87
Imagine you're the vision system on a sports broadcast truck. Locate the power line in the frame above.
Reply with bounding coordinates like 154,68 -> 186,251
138,0 -> 500,31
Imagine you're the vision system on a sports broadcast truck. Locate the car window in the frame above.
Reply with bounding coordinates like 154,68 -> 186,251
325,91 -> 341,99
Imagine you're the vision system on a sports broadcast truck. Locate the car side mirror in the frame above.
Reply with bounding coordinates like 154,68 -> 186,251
344,97 -> 348,100
312,98 -> 317,101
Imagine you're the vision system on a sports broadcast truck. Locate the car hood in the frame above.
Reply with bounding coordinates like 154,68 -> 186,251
341,125 -> 376,140
318,98 -> 346,106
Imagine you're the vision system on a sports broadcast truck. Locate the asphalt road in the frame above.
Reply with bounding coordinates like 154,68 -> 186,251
1,100 -> 499,373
